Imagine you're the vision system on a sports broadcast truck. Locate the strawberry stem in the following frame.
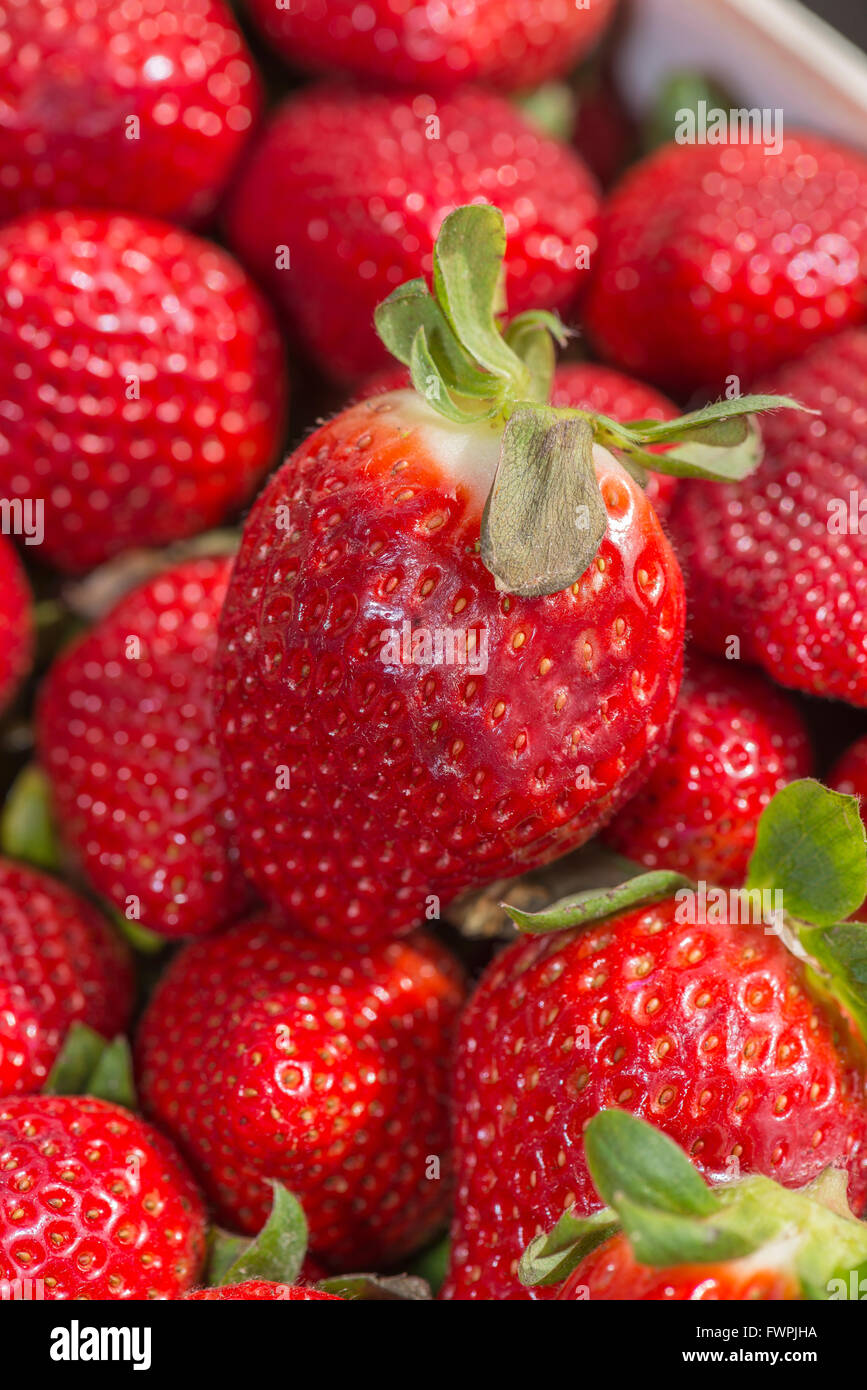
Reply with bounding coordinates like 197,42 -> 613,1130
374,204 -> 814,596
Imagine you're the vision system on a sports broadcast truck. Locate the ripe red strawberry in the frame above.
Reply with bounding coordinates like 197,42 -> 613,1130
0,860 -> 133,1098
525,1112 -> 867,1302
603,654 -> 812,886
223,84 -> 601,382
0,1095 -> 206,1299
38,555 -> 248,939
362,361 -> 680,520
0,0 -> 261,225
182,1281 -> 341,1300
0,209 -> 286,574
242,0 -> 614,91
829,736 -> 867,921
216,206 -> 795,944
0,536 -> 32,715
585,134 -> 867,394
135,918 -> 466,1267
670,329 -> 867,705
443,781 -> 867,1300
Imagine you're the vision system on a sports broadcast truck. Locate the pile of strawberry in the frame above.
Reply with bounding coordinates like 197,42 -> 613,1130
2,0 -> 867,1306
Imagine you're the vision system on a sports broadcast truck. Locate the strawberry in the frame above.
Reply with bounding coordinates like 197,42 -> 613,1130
603,653 -> 812,886
37,554 -> 248,940
443,781 -> 867,1299
222,84 -> 601,382
523,1112 -> 867,1302
362,360 -> 680,520
0,1094 -> 206,1299
242,0 -> 614,92
0,208 -> 286,574
584,134 -> 867,395
829,736 -> 867,921
215,204 -> 799,944
182,1281 -> 341,1300
135,917 -> 466,1267
0,536 -> 32,715
670,329 -> 867,706
0,859 -> 133,1098
0,0 -> 261,225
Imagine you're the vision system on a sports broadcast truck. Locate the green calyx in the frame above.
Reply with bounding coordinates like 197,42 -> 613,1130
44,1022 -> 137,1110
0,764 -> 60,872
374,203 -> 813,596
206,1184 -> 432,1300
520,1110 -> 867,1297
505,779 -> 867,1049
208,1183 -> 310,1287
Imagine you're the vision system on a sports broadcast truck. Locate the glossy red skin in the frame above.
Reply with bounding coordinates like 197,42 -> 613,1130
0,209 -> 285,573
585,135 -> 867,394
828,736 -> 867,921
0,0 -> 261,225
603,654 -> 812,886
443,897 -> 867,1300
38,556 -> 249,939
557,1233 -> 799,1301
223,85 -> 600,382
671,329 -> 867,705
136,919 -> 466,1267
215,393 -> 685,943
0,860 -> 133,1098
0,1096 -> 206,1299
243,0 -> 614,91
182,1281 -> 341,1301
361,362 -> 680,520
0,535 -> 32,715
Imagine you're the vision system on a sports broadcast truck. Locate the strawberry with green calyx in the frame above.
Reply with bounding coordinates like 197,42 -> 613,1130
443,779 -> 867,1301
216,204 -> 805,946
522,1110 -> 867,1301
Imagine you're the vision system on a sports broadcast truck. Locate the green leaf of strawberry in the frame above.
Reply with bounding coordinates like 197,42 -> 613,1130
479,409 -> 605,596
317,1273 -> 432,1301
44,1021 -> 136,1110
519,1207 -> 620,1287
0,763 -> 60,871
504,869 -> 690,934
745,778 -> 867,927
209,1182 -> 309,1288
